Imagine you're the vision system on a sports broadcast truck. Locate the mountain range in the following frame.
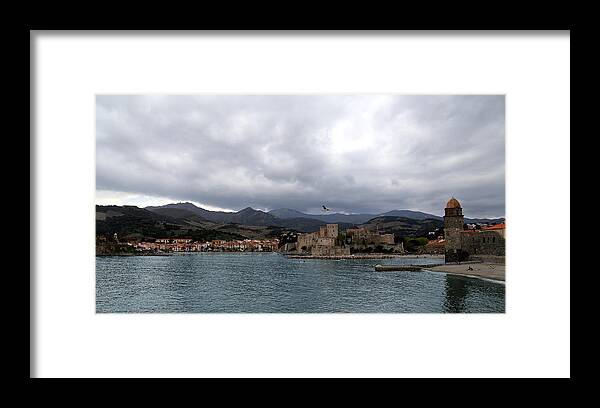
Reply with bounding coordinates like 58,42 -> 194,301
96,202 -> 504,241
267,208 -> 447,224
147,202 -> 503,225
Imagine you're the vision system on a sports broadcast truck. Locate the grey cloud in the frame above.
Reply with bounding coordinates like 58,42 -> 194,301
96,95 -> 505,218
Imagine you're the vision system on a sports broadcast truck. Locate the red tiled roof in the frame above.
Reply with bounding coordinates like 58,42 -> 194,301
483,223 -> 506,230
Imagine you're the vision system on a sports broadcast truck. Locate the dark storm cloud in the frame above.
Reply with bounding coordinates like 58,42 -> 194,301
96,95 -> 505,218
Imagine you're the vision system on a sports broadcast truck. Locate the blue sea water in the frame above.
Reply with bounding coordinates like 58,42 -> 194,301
96,252 -> 505,313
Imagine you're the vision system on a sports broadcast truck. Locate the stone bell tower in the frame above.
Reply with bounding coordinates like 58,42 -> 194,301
444,197 -> 465,263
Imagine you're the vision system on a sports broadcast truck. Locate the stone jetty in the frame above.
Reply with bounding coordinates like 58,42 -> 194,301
374,264 -> 442,271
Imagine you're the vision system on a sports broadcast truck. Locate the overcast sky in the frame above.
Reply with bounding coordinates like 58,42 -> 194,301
96,95 -> 505,218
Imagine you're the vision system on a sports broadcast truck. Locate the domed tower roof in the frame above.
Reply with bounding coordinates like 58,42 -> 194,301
446,197 -> 461,209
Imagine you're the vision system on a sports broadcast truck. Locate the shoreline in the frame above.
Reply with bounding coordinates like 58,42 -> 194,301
286,253 -> 444,260
96,252 -> 174,257
96,252 -> 446,260
96,251 -> 280,257
424,263 -> 505,282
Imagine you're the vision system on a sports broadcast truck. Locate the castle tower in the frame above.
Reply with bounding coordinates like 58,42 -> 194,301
326,224 -> 339,238
444,197 -> 465,263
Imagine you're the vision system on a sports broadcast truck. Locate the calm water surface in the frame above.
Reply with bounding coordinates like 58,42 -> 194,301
96,253 -> 505,313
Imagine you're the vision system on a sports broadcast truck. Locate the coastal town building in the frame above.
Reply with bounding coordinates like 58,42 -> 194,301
132,238 -> 279,253
443,197 -> 505,262
419,237 -> 445,254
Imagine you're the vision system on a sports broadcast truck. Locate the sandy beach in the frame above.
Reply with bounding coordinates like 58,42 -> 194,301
426,263 -> 505,282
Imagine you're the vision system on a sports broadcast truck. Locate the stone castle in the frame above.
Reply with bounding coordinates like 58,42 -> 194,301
295,223 -> 403,256
444,197 -> 505,262
345,227 -> 396,248
296,224 -> 351,256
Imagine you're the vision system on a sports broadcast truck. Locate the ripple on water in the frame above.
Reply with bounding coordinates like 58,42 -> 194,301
96,253 -> 505,313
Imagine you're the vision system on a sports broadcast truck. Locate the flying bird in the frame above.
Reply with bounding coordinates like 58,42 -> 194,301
322,205 -> 330,212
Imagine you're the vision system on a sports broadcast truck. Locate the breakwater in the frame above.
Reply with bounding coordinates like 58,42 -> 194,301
374,263 -> 444,271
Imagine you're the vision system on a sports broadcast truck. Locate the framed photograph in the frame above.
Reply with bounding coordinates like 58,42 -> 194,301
31,30 -> 570,378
